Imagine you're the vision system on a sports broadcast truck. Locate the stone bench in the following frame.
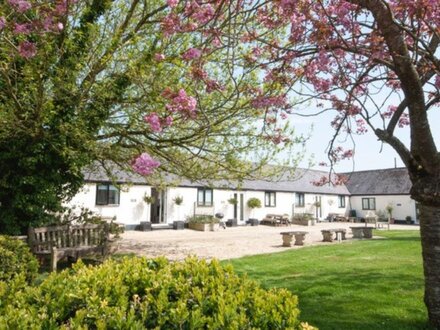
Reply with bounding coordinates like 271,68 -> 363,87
280,231 -> 308,246
350,226 -> 374,239
321,228 -> 347,242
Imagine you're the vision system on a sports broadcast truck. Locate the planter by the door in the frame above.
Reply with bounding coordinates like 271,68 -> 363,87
248,218 -> 259,226
139,221 -> 152,231
226,219 -> 238,227
291,219 -> 315,226
173,221 -> 184,230
209,223 -> 220,231
188,222 -> 219,232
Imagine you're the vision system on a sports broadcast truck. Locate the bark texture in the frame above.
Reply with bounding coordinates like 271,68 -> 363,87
418,203 -> 440,329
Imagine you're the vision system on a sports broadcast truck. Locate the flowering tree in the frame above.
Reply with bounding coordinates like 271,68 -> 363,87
0,0 -> 300,234
228,0 -> 440,326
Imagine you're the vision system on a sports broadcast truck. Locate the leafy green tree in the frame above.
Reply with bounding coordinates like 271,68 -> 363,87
0,1 -> 300,234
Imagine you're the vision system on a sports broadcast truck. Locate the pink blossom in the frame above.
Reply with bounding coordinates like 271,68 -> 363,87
18,41 -> 37,58
182,48 -> 202,61
251,95 -> 287,109
55,1 -> 68,15
192,4 -> 215,24
161,14 -> 181,36
42,16 -> 54,31
154,53 -> 165,61
144,113 -> 162,132
167,0 -> 178,8
8,0 -> 32,13
398,114 -> 410,127
57,22 -> 64,31
132,153 -> 161,176
435,75 -> 440,89
0,17 -> 6,30
165,89 -> 197,118
165,116 -> 173,126
14,23 -> 31,34
212,37 -> 221,47
205,79 -> 223,93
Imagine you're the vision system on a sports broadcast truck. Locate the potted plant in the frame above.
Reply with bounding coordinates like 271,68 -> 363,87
292,213 -> 315,226
173,196 -> 184,229
405,215 -> 412,225
385,204 -> 394,224
227,197 -> 238,226
187,215 -> 219,232
228,197 -> 238,205
143,194 -> 155,204
247,197 -> 261,225
173,196 -> 183,206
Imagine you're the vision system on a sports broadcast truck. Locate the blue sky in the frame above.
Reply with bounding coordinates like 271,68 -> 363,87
289,109 -> 440,173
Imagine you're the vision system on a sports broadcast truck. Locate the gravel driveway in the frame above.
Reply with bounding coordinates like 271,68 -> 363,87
115,222 -> 419,261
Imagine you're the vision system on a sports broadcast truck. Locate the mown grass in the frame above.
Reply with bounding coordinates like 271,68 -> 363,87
226,230 -> 430,330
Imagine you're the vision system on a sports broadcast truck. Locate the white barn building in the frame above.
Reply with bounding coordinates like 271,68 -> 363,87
67,166 -> 417,229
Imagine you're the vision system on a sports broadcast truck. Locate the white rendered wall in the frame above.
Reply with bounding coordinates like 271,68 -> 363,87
349,195 -> 417,222
165,187 -> 198,223
66,183 -> 152,226
240,191 -> 294,220
292,193 -> 349,220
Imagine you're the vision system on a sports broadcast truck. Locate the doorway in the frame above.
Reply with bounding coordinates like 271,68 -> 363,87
315,195 -> 322,220
150,188 -> 166,223
233,193 -> 245,221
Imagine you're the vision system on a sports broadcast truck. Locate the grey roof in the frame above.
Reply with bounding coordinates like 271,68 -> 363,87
344,168 -> 411,195
83,165 -> 350,195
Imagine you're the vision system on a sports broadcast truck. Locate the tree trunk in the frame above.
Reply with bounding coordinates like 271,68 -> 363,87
419,204 -> 440,329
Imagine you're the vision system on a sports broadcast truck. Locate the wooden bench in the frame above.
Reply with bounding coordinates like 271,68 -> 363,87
261,214 -> 290,226
28,224 -> 110,272
321,228 -> 347,242
326,213 -> 348,222
280,231 -> 308,246
350,226 -> 374,239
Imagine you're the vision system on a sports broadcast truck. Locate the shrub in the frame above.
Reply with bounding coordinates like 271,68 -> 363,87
187,214 -> 219,224
0,257 -> 306,328
173,196 -> 184,205
227,197 -> 238,205
292,213 -> 313,221
0,235 -> 39,283
54,206 -> 124,237
247,197 -> 262,209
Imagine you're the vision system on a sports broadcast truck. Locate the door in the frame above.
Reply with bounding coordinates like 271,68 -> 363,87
240,193 -> 244,221
150,188 -> 167,223
233,193 -> 238,220
315,196 -> 322,220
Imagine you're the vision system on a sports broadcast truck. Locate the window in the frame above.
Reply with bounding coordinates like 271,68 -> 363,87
295,193 -> 305,207
265,192 -> 276,207
338,195 -> 346,208
197,188 -> 213,206
96,184 -> 120,205
362,198 -> 376,210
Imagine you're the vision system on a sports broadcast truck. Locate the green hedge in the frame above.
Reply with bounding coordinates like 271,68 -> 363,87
0,235 -> 38,283
0,257 -> 308,329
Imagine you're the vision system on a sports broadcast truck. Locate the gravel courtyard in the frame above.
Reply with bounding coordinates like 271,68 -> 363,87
116,223 -> 419,261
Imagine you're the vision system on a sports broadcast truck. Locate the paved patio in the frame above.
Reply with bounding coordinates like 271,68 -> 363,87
115,222 -> 419,261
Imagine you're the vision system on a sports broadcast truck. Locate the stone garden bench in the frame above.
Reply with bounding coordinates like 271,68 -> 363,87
280,231 -> 308,246
350,226 -> 374,239
321,228 -> 347,242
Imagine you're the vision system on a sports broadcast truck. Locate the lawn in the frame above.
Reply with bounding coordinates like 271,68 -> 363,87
226,230 -> 430,330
